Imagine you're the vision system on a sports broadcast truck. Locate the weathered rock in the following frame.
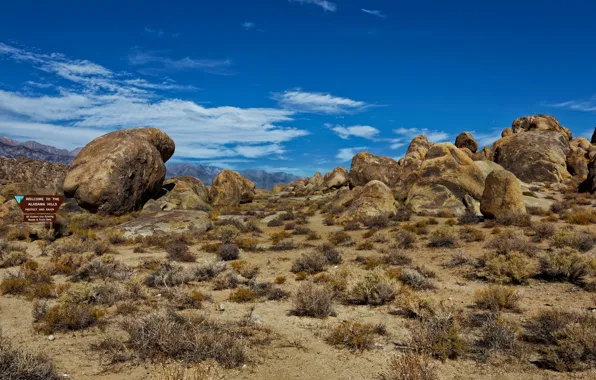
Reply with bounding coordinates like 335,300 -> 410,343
397,135 -> 433,181
579,156 -> 596,193
480,169 -> 526,219
405,143 -> 485,216
472,146 -> 493,161
117,210 -> 212,238
144,176 -> 210,212
591,127 -> 596,144
492,131 -> 571,183
571,137 -> 591,152
455,132 -> 478,153
320,166 -> 350,190
272,184 -> 286,193
501,128 -> 513,138
338,180 -> 397,223
0,157 -> 68,194
310,172 -> 324,188
63,128 -> 175,215
567,146 -> 589,178
209,169 -> 256,206
460,147 -> 474,159
511,114 -> 572,140
349,152 -> 401,187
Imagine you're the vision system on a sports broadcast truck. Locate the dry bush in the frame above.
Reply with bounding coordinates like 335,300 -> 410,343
538,248 -> 596,285
495,213 -> 532,227
270,240 -> 297,251
63,281 -> 127,306
267,218 -> 283,227
154,363 -> 215,380
105,230 -> 127,245
328,231 -> 353,246
306,231 -> 321,240
363,215 -> 389,228
411,312 -> 468,361
349,270 -> 397,306
293,226 -> 311,235
217,244 -> 240,261
527,206 -> 550,216
230,260 -> 259,279
291,282 -> 335,318
164,288 -> 210,310
318,243 -> 342,265
400,268 -> 437,290
392,207 -> 412,222
0,329 -> 61,380
371,231 -> 390,243
284,222 -> 296,231
121,310 -> 247,368
343,221 -> 361,231
459,226 -> 485,243
531,222 -> 556,242
485,230 -> 537,256
212,272 -> 239,290
269,231 -> 291,245
34,302 -> 104,334
217,225 -> 240,244
228,287 -> 255,303
278,211 -> 296,221
551,228 -> 596,252
564,208 -> 596,225
274,276 -> 286,284
473,286 -> 521,312
445,251 -> 475,268
201,242 -> 221,253
145,264 -> 194,288
524,309 -> 581,345
427,227 -> 459,248
383,249 -> 413,266
550,201 -> 566,214
0,251 -> 28,268
71,257 -> 132,282
478,251 -> 538,284
291,251 -> 327,274
392,289 -> 436,320
325,321 -> 381,351
475,315 -> 518,356
457,212 -> 483,225
379,353 -> 437,380
167,242 -> 196,262
394,230 -> 417,249
357,241 -> 375,250
234,237 -> 259,251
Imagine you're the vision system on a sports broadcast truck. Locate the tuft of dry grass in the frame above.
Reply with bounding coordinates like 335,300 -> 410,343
325,321 -> 383,351
427,227 -> 459,248
349,270 -> 397,306
228,287 -> 255,303
379,353 -> 438,380
478,251 -> 538,284
410,312 -> 468,362
327,231 -> 353,246
167,242 -> 196,262
394,230 -> 417,249
154,363 -> 215,380
538,248 -> 596,285
0,329 -> 61,380
400,268 -> 437,290
33,302 -> 105,334
290,282 -> 335,318
473,286 -> 521,312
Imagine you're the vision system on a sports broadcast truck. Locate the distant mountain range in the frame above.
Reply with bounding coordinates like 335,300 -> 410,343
0,136 -> 302,190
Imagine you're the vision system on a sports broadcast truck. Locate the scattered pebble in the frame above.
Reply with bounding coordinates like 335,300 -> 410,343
48,335 -> 55,341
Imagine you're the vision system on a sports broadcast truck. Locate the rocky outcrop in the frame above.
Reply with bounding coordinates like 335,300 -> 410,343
579,157 -> 596,193
0,157 -> 68,194
511,114 -> 572,140
320,166 -> 350,191
350,152 -> 401,188
117,210 -> 212,238
480,169 -> 526,219
591,128 -> 596,144
405,143 -> 485,216
209,169 -> 256,206
501,128 -> 513,138
272,184 -> 286,193
455,132 -> 478,153
63,128 -> 175,215
472,146 -> 493,161
144,176 -> 210,212
337,180 -> 397,223
492,131 -> 570,183
566,138 -> 596,178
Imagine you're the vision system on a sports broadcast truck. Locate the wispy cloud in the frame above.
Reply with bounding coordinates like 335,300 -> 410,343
327,124 -> 380,140
274,89 -> 370,114
144,27 -> 179,38
0,43 -> 309,159
361,9 -> 386,18
393,127 -> 450,143
548,96 -> 596,112
242,22 -> 256,30
289,0 -> 337,12
127,49 -> 233,75
337,147 -> 367,162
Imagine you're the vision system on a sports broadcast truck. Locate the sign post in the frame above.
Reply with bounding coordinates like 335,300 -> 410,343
15,195 -> 64,241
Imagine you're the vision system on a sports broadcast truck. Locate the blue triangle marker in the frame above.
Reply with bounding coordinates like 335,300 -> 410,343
14,195 -> 24,204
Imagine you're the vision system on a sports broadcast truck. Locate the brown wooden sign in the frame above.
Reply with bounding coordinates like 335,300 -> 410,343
17,195 -> 64,222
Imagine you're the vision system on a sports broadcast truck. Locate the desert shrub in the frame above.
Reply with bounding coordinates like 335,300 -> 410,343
349,270 -> 396,306
552,228 -> 596,252
478,251 -> 538,284
524,309 -> 581,345
538,248 -> 596,284
394,230 -> 417,249
269,231 -> 291,245
0,251 -> 28,268
234,237 -> 259,251
274,276 -> 286,284
201,242 -> 221,253
217,225 -> 240,244
121,310 -> 247,368
371,232 -> 390,243
391,207 -> 412,222
270,240 -> 297,251
473,286 -> 521,312
291,251 -> 327,274
379,353 -> 437,380
230,260 -> 259,279
217,244 -> 240,261
459,226 -> 485,243
357,241 -> 375,250
105,230 -> 127,245
71,257 -> 132,282
290,282 -> 334,318
327,231 -> 353,246
278,211 -> 296,221
284,222 -> 296,231
154,364 -> 214,380
475,315 -> 518,356
323,216 -> 336,226
212,272 -> 239,290
166,242 -> 195,262
293,226 -> 311,235
343,221 -> 361,231
191,261 -> 227,282
228,287 -> 255,303
0,329 -> 60,380
34,302 -> 104,334
400,268 -> 437,290
383,249 -> 412,266
550,201 -> 566,214
427,227 -> 458,248
495,213 -> 532,227
445,252 -> 475,267
532,222 -> 556,242
0,276 -> 29,295
485,231 -> 537,256
267,218 -> 283,227
306,231 -> 321,240
411,313 -> 468,361
326,322 -> 380,351
145,264 -> 193,288
392,289 -> 436,320
318,243 -> 342,265
363,215 -> 389,228
457,212 -> 483,225
565,208 -> 596,225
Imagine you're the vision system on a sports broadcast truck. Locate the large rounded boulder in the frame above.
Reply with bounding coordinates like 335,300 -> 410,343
405,143 -> 485,216
63,128 -> 175,215
512,114 -> 572,140
492,131 -> 571,183
320,166 -> 350,191
455,132 -> 478,153
338,180 -> 397,223
209,169 -> 256,206
350,152 -> 401,187
480,169 -> 526,219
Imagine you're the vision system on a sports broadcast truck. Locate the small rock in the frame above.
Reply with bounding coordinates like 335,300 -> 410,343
217,303 -> 226,311
48,335 -> 55,341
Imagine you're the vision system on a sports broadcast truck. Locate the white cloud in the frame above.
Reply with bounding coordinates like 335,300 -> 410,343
361,9 -> 386,18
549,96 -> 596,112
336,147 -> 367,162
144,27 -> 165,37
128,50 -> 232,75
0,43 -> 310,159
242,22 -> 256,30
273,90 -> 369,114
474,130 -> 503,147
394,127 -> 450,143
330,124 -> 379,140
289,0 -> 337,12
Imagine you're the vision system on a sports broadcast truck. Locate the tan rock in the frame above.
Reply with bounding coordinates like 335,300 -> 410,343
272,184 -> 286,193
63,128 -> 175,215
320,166 -> 350,190
567,146 -> 589,178
117,210 -> 212,238
480,169 -> 526,219
349,152 -> 401,187
472,146 -> 493,161
511,114 -> 572,140
501,128 -> 513,138
405,143 -> 485,216
338,180 -> 397,223
144,176 -> 210,212
209,169 -> 256,206
455,132 -> 478,153
492,131 -> 571,183
460,147 -> 474,159
0,157 -> 68,194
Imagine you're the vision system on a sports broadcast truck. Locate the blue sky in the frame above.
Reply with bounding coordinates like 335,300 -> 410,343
0,0 -> 595,176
